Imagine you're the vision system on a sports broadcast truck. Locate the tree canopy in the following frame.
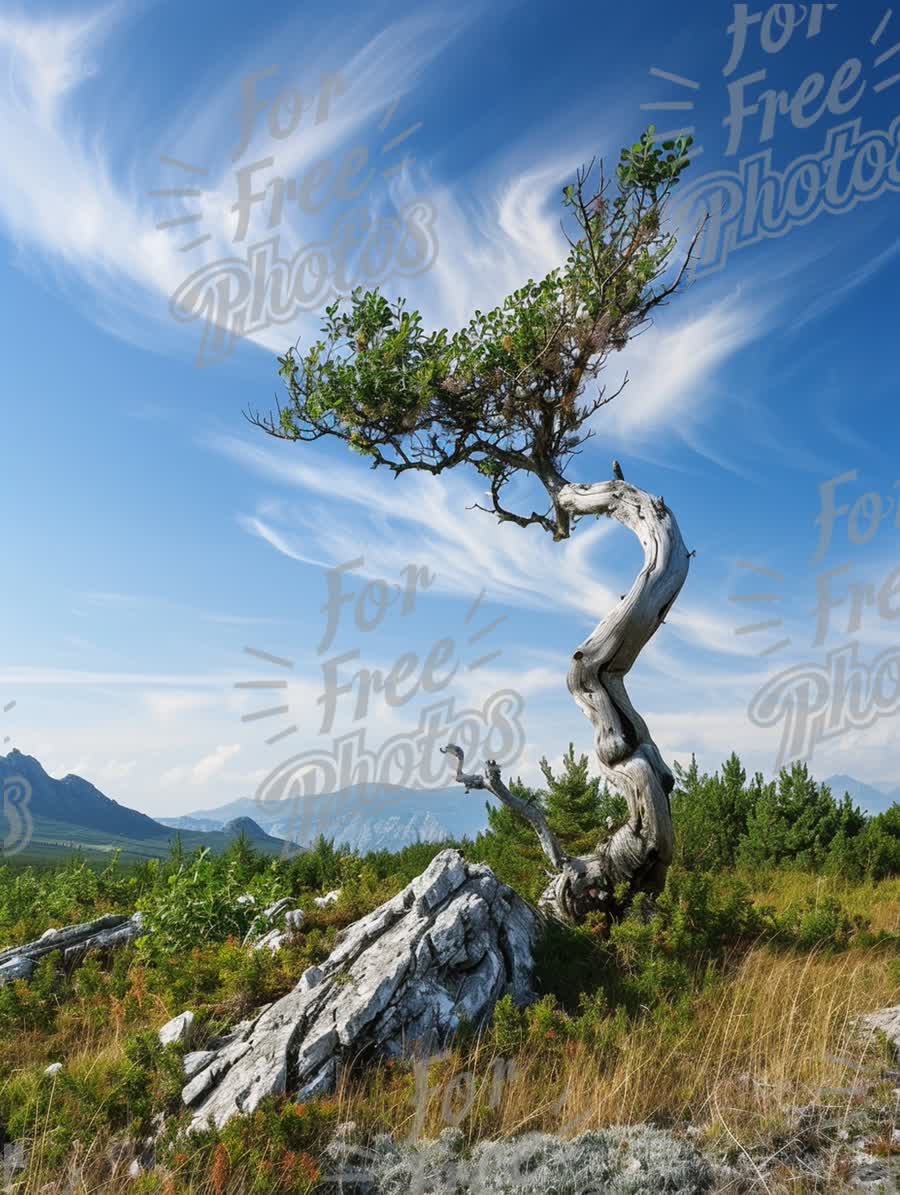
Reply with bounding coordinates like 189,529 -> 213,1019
247,128 -> 701,540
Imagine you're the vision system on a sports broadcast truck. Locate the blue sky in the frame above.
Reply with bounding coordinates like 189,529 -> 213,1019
1,0 -> 899,817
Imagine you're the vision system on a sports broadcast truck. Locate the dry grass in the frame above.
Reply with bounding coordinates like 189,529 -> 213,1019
749,870 -> 900,936
331,940 -> 899,1189
3,873 -> 900,1193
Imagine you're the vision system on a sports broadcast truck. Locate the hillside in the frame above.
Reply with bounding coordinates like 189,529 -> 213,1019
2,745 -> 900,1193
0,750 -> 291,861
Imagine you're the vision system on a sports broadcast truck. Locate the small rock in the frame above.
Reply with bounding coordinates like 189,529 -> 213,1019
127,1158 -> 142,1178
313,889 -> 341,908
236,894 -> 256,906
284,909 -> 305,932
1,1141 -> 26,1173
158,1011 -> 195,1047
858,1006 -> 900,1054
263,898 -> 293,921
252,928 -> 286,953
44,1062 -> 63,1076
295,965 -> 323,993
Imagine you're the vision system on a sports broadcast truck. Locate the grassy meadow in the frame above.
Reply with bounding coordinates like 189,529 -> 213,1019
1,752 -> 899,1193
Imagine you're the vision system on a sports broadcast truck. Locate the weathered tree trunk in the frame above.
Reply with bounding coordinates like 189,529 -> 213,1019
443,476 -> 690,925
0,913 -> 145,984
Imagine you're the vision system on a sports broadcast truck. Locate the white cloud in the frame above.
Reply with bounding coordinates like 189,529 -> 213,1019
0,4 -> 475,357
214,435 -> 763,671
0,6 -> 112,121
0,1 -> 774,431
601,294 -> 767,442
192,743 -> 241,784
144,691 -> 221,721
94,757 -> 137,784
161,743 -> 242,788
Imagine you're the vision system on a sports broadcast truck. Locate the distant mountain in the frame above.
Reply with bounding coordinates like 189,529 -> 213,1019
1,750 -> 169,839
222,816 -> 279,842
824,774 -> 898,816
0,750 -> 290,861
156,815 -> 223,833
160,781 -> 493,853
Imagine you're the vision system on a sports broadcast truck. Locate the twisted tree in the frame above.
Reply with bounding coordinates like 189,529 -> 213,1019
247,127 -> 703,924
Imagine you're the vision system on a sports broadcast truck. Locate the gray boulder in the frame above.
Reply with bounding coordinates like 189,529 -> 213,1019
184,850 -> 540,1131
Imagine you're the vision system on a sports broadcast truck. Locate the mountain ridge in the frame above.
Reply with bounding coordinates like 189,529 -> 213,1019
158,781 -> 491,852
0,749 -> 290,861
824,773 -> 898,816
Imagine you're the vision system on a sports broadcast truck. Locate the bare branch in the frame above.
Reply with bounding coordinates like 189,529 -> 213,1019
440,745 -> 568,872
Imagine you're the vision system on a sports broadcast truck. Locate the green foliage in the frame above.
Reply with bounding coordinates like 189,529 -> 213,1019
773,893 -> 867,951
672,753 -> 754,870
156,1094 -> 337,1193
828,803 -> 900,880
0,1027 -> 185,1172
672,754 -> 871,878
0,951 -> 64,1033
616,126 -> 695,193
0,851 -> 146,943
605,869 -> 768,1008
542,744 -> 603,851
0,762 -> 897,1190
467,751 -> 626,899
258,127 -> 699,540
135,845 -> 286,959
739,763 -> 866,872
467,777 -> 549,902
490,993 -> 527,1055
533,914 -> 610,1010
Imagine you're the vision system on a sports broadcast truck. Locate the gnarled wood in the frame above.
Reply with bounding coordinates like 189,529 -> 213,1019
444,474 -> 690,924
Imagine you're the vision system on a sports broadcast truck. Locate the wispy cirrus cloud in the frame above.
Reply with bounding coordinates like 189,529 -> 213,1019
210,433 -> 769,673
0,3 -> 473,352
0,0 -> 773,426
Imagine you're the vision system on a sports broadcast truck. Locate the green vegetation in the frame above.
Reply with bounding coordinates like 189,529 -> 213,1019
249,126 -> 698,545
2,120 -> 898,1189
1,751 -> 899,1192
672,752 -> 900,879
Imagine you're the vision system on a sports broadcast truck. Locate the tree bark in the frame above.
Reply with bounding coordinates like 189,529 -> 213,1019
443,477 -> 690,925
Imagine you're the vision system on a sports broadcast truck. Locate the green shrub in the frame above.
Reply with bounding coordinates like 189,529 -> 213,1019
135,847 -> 286,958
775,894 -> 866,951
738,763 -> 865,871
491,994 -> 527,1055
